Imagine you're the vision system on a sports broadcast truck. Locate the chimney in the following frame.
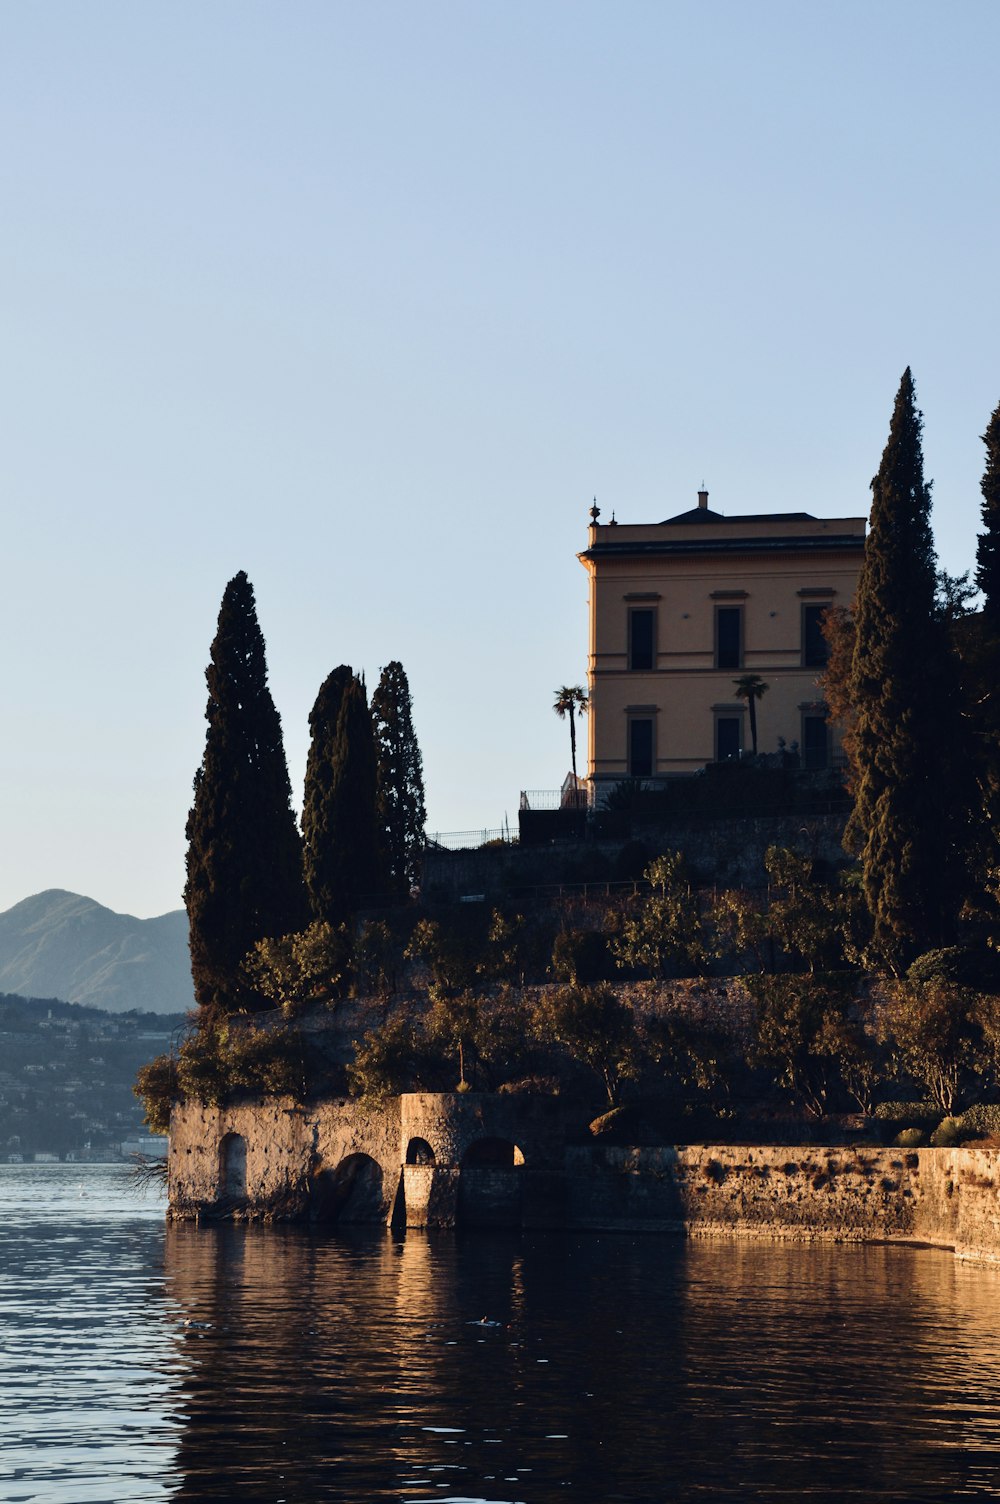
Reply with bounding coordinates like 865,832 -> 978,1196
697,488 -> 709,510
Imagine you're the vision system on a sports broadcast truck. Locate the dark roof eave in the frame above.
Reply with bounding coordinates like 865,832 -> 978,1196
579,535 -> 866,562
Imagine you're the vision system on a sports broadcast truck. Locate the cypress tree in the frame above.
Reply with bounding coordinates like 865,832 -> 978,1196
845,369 -> 970,969
372,661 -> 426,897
184,572 -> 309,1013
976,400 -> 1000,630
301,664 -> 353,920
302,672 -> 385,922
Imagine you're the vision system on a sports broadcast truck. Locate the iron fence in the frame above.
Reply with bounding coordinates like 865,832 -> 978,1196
519,787 -> 591,811
425,828 -> 518,852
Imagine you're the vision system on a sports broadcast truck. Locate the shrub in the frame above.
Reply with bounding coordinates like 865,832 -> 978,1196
874,1100 -> 939,1124
134,1054 -> 180,1135
908,947 -> 1000,990
347,1015 -> 429,1104
894,1127 -> 927,1147
929,1117 -> 964,1147
552,928 -> 610,985
958,1103 -> 1000,1140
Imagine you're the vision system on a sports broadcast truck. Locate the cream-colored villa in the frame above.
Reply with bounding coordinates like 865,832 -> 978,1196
577,491 -> 866,795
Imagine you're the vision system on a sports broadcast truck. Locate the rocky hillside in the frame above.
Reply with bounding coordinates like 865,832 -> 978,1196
0,890 -> 193,1014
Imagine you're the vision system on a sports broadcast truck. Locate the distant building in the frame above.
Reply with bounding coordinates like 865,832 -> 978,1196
578,491 -> 865,793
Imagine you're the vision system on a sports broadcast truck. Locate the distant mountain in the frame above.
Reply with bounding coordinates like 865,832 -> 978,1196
0,890 -> 194,1015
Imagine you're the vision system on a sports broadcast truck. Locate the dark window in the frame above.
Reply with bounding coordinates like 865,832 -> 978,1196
802,715 -> 828,770
628,609 -> 655,671
629,718 -> 654,777
716,607 -> 742,669
716,717 -> 741,762
802,605 -> 829,668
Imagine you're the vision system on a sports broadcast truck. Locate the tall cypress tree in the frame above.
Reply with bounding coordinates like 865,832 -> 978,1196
976,401 -> 1000,630
845,369 -> 970,969
301,664 -> 353,922
184,572 -> 309,1013
302,672 -> 385,922
372,661 -> 426,897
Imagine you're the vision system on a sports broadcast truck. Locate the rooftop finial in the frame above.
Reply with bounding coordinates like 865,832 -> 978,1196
589,498 -> 601,524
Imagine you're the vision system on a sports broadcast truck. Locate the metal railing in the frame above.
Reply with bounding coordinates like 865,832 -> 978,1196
425,827 -> 517,852
519,787 -> 591,811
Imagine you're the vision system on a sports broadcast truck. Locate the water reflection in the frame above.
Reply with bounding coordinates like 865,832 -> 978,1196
163,1224 -> 1000,1502
6,1166 -> 1000,1502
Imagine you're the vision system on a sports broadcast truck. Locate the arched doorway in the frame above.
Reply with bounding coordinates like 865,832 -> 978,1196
309,1153 -> 385,1224
219,1133 -> 247,1199
459,1138 -> 525,1226
463,1138 -> 525,1168
405,1137 -> 435,1166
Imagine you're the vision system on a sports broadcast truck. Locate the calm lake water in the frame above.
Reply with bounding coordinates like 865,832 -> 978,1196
5,1165 -> 1000,1503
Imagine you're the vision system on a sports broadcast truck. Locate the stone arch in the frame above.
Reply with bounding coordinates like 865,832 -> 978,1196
309,1152 -> 385,1224
462,1137 -> 525,1168
405,1137 -> 436,1166
219,1132 -> 247,1199
458,1137 -> 525,1227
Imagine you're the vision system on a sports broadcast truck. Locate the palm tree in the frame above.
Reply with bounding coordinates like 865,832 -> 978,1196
553,685 -> 589,788
734,674 -> 769,756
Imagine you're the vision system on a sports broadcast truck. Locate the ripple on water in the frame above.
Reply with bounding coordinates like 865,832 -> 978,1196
5,1167 -> 1000,1500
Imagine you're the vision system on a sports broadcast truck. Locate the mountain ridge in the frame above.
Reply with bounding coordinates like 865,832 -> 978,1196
0,889 -> 193,1014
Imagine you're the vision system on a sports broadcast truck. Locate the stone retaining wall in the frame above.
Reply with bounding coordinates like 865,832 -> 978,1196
167,1093 -> 1000,1262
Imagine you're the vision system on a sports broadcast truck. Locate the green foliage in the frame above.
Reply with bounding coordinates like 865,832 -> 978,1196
957,1102 -> 1000,1140
873,1099 -> 939,1124
874,980 -> 984,1115
977,400 -> 1000,629
372,661 -> 426,897
137,1017 -> 303,1123
347,1015 -> 427,1105
404,914 -> 482,992
764,846 -> 848,973
894,1127 -> 927,1147
532,984 -> 640,1106
481,909 -> 532,986
426,987 -> 481,1087
907,947 -> 1000,990
746,974 -> 862,1117
845,369 -> 974,970
552,685 -> 589,784
353,919 -> 400,1001
733,674 -> 769,755
710,889 -> 773,972
184,572 -> 309,1013
301,665 -> 352,921
134,1053 -> 179,1135
638,1008 -> 741,1104
245,920 -> 351,1016
303,671 -> 385,924
929,1116 -> 964,1147
424,984 -> 531,1091
611,852 -> 707,979
551,928 -> 610,984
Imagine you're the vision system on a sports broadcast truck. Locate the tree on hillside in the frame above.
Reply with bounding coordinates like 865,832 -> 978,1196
371,661 -> 426,897
553,685 -> 589,788
184,572 -> 308,1014
845,369 -> 971,970
302,672 -> 385,923
301,665 -> 353,921
733,674 -> 769,755
976,400 -> 1000,629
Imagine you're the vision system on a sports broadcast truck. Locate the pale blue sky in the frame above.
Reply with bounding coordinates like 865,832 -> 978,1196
1,1 -> 997,917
